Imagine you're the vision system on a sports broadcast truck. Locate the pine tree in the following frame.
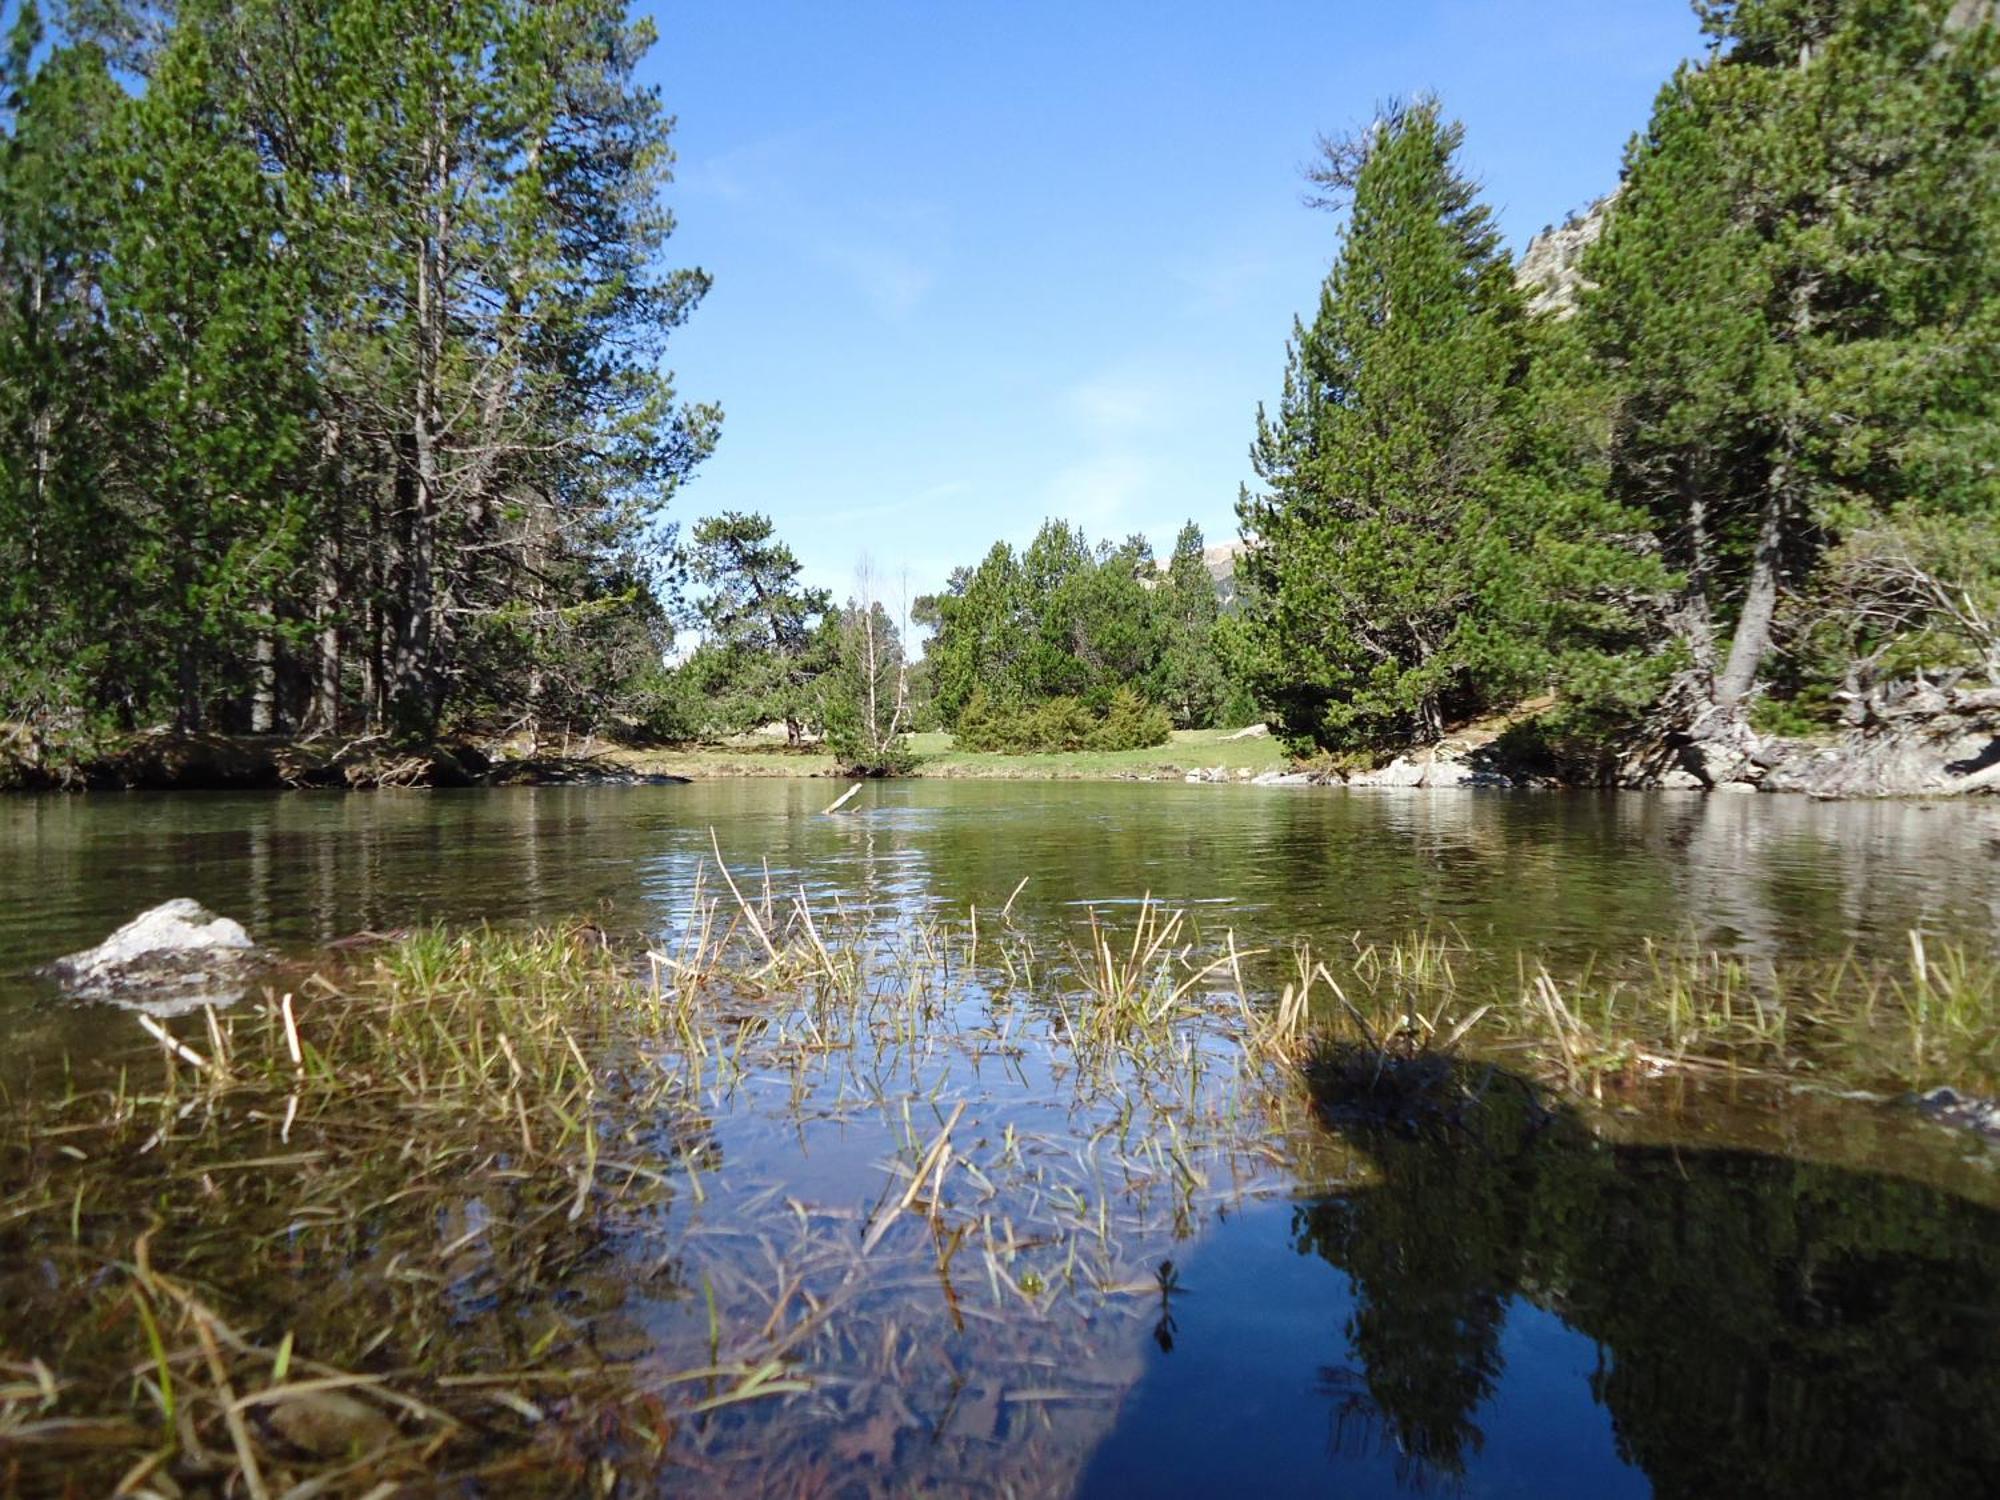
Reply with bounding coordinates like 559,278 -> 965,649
0,0 -> 719,758
916,542 -> 1027,724
266,0 -> 718,734
1156,522 -> 1226,729
0,6 -> 129,760
104,0 -> 317,729
681,512 -> 831,742
819,577 -> 915,775
1585,0 -> 2000,726
919,522 -> 1181,726
1018,520 -> 1097,700
1240,99 -> 1661,756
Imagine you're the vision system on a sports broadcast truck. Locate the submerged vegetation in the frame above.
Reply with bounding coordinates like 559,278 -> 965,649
0,887 -> 1328,1496
4,865 -> 1998,1495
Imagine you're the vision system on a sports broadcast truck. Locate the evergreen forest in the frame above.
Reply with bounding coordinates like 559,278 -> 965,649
2,0 -> 1995,781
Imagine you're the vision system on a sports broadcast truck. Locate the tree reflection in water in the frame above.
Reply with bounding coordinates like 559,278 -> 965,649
1083,1055 -> 2000,1498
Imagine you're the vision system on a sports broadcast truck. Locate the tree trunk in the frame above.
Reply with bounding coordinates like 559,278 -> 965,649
388,106 -> 450,738
1715,475 -> 1789,717
174,545 -> 203,730
862,607 -> 880,751
176,641 -> 203,731
312,533 -> 341,736
1676,471 -> 1717,684
1716,272 -> 1816,722
390,428 -> 439,734
27,269 -> 48,571
363,484 -> 386,731
250,599 -> 278,733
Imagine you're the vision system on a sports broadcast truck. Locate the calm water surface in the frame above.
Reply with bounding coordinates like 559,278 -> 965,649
6,781 -> 1999,1021
5,781 -> 2000,1496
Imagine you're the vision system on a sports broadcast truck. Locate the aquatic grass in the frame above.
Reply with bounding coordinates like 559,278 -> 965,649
1309,927 -> 2000,1101
0,880 -> 1334,1496
0,920 -> 730,1495
5,863 -> 2000,1497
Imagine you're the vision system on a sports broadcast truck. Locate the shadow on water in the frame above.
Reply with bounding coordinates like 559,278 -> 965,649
1079,1050 -> 2000,1499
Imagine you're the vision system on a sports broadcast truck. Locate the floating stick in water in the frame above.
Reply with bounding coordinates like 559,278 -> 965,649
823,783 -> 862,815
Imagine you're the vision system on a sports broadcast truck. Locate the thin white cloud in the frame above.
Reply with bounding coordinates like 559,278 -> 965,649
1170,245 -> 1279,314
819,479 -> 969,526
679,128 -> 947,322
818,239 -> 938,320
675,128 -> 820,204
1067,374 -> 1167,433
1045,450 -> 1151,529
1062,356 -> 1212,436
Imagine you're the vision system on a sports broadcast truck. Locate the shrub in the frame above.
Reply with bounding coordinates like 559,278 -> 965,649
1029,697 -> 1096,751
825,727 -> 919,777
953,687 -> 1171,754
1086,689 -> 1172,751
954,688 -> 1029,752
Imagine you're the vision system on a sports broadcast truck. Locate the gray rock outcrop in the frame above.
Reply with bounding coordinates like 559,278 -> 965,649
1518,195 -> 1615,318
1640,683 -> 2000,797
1250,770 -> 1315,787
1344,747 -> 1514,789
1760,685 -> 2000,798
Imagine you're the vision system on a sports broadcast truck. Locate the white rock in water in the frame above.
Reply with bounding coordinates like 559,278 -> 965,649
1373,757 -> 1428,788
1251,770 -> 1316,786
50,899 -> 260,1015
1422,760 -> 1475,788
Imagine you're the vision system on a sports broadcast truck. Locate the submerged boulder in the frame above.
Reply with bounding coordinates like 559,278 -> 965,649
48,898 -> 264,1015
262,1389 -> 400,1459
1913,1086 -> 2000,1141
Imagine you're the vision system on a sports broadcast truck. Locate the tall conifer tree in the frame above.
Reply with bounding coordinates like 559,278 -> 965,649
1240,100 -> 1661,755
1585,0 -> 2000,725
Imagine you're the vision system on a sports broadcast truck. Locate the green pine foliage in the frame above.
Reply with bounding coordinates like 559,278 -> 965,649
0,9 -> 132,760
1157,523 -> 1230,730
5,0 -> 1992,778
1238,99 -> 1666,759
677,512 -> 834,743
1582,0 -> 2000,725
0,0 -> 715,763
918,518 -> 1239,737
953,687 -> 1171,755
817,597 -> 918,775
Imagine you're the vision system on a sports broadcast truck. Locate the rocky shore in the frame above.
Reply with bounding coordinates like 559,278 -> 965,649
1649,683 -> 2000,800
8,684 -> 1996,799
1189,683 -> 2000,799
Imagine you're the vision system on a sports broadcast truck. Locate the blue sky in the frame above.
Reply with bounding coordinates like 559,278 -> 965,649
644,1 -> 1708,607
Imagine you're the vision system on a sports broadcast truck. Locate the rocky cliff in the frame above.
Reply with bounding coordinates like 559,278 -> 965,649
1517,194 -> 1614,317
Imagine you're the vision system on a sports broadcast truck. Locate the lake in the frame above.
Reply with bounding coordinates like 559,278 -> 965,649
9,781 -> 2000,1021
5,781 -> 2000,1496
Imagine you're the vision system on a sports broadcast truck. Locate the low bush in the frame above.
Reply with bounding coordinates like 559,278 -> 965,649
953,687 -> 1171,754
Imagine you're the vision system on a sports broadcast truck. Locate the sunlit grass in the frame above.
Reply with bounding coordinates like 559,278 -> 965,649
598,726 -> 1290,782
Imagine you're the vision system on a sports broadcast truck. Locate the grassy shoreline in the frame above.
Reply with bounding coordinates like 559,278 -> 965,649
605,727 -> 1290,782
1,726 -> 1293,791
